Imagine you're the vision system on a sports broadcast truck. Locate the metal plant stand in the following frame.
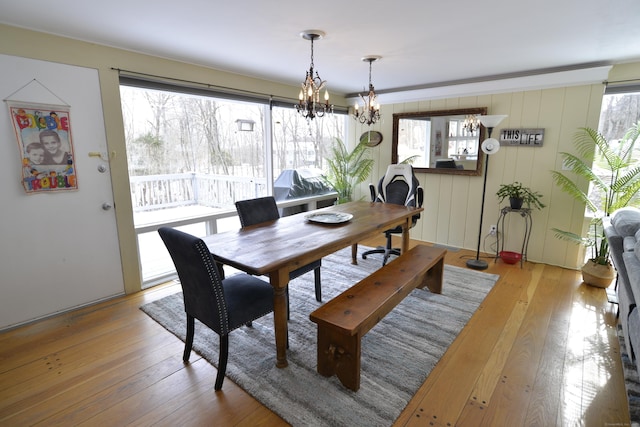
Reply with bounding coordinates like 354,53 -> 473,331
496,207 -> 532,268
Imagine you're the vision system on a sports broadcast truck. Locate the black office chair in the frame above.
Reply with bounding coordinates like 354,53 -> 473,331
235,196 -> 322,303
158,227 -> 274,391
362,164 -> 424,266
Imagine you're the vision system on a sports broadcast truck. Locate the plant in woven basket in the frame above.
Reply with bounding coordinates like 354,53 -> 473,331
551,122 -> 640,286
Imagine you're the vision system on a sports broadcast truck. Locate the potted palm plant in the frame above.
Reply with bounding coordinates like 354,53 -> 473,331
496,182 -> 546,210
323,138 -> 374,204
551,122 -> 640,287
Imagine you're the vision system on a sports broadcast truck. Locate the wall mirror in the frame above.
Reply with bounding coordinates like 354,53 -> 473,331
392,107 -> 487,176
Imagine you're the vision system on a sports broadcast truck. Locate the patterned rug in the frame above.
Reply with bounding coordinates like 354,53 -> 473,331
617,324 -> 640,425
141,246 -> 499,426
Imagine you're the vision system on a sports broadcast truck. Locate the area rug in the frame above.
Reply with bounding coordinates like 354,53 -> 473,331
617,324 -> 640,425
141,246 -> 499,426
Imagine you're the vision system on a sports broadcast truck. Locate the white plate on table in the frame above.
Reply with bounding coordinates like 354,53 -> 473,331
305,212 -> 353,224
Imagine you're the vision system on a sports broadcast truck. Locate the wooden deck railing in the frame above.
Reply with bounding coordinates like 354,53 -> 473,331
130,173 -> 266,212
130,173 -> 337,286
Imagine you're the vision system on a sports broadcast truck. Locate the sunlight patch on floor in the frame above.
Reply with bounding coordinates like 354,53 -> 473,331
560,291 -> 612,425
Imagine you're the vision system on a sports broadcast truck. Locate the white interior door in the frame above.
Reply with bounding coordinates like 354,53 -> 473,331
0,54 -> 124,330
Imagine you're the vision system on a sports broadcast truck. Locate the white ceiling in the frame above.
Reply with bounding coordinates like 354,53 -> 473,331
2,0 -> 640,101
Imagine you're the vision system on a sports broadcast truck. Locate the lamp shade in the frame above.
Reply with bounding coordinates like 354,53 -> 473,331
478,114 -> 507,128
481,138 -> 501,155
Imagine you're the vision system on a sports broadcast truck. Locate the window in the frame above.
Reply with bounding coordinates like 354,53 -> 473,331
599,91 -> 640,142
447,118 -> 478,159
589,90 -> 640,214
396,118 -> 430,165
119,81 -> 347,286
121,86 -> 269,211
271,106 -> 345,176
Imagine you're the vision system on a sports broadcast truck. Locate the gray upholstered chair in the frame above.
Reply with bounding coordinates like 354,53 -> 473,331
362,164 -> 424,266
235,196 -> 322,302
158,227 -> 274,391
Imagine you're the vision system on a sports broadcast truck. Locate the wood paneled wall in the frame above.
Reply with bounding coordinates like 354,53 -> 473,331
349,85 -> 605,269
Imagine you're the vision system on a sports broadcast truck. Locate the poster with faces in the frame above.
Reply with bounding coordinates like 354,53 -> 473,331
7,102 -> 77,193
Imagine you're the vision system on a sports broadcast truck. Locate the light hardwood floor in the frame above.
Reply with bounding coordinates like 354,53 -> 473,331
0,237 -> 629,426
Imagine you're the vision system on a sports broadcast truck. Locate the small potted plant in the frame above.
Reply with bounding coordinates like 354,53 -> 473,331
496,182 -> 546,210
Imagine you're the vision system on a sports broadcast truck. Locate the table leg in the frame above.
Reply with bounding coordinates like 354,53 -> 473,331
269,269 -> 289,368
401,219 -> 410,254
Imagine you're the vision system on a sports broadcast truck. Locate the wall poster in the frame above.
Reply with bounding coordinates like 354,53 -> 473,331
7,101 -> 77,193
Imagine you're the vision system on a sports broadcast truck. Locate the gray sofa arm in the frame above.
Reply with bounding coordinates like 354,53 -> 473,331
604,217 -> 625,273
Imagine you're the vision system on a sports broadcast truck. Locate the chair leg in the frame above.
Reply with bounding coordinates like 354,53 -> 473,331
183,315 -> 195,362
382,250 -> 391,266
364,232 -> 399,266
215,334 -> 229,391
362,246 -> 386,259
382,234 -> 401,266
314,267 -> 322,302
286,286 -> 290,320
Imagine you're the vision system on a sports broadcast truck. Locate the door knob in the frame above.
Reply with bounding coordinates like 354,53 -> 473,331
102,202 -> 113,211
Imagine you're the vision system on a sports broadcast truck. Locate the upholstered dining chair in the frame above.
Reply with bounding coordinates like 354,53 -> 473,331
158,227 -> 274,391
362,164 -> 424,266
235,196 -> 323,303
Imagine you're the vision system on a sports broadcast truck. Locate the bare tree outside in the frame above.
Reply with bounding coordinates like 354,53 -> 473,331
583,91 -> 640,216
599,93 -> 640,141
119,84 -> 347,286
120,85 -> 346,211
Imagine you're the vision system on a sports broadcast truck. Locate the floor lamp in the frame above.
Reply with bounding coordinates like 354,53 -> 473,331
466,114 -> 507,270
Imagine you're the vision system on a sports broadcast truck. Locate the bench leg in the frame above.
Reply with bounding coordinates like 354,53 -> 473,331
317,327 -> 361,391
419,256 -> 444,294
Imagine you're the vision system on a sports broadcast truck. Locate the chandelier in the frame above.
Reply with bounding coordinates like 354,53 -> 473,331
296,30 -> 332,120
462,114 -> 479,133
353,56 -> 382,126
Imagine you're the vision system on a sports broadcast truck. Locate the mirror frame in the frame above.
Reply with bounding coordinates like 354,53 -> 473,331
392,107 -> 488,176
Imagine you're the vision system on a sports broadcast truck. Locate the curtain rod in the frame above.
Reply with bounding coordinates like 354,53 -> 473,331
604,78 -> 640,86
111,67 -> 297,104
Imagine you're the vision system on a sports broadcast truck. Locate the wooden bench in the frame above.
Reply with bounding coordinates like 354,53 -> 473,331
309,244 -> 447,391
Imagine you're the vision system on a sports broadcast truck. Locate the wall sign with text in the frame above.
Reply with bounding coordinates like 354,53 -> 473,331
499,128 -> 544,147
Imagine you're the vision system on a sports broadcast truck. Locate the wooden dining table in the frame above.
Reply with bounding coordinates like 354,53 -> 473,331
202,200 -> 424,368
